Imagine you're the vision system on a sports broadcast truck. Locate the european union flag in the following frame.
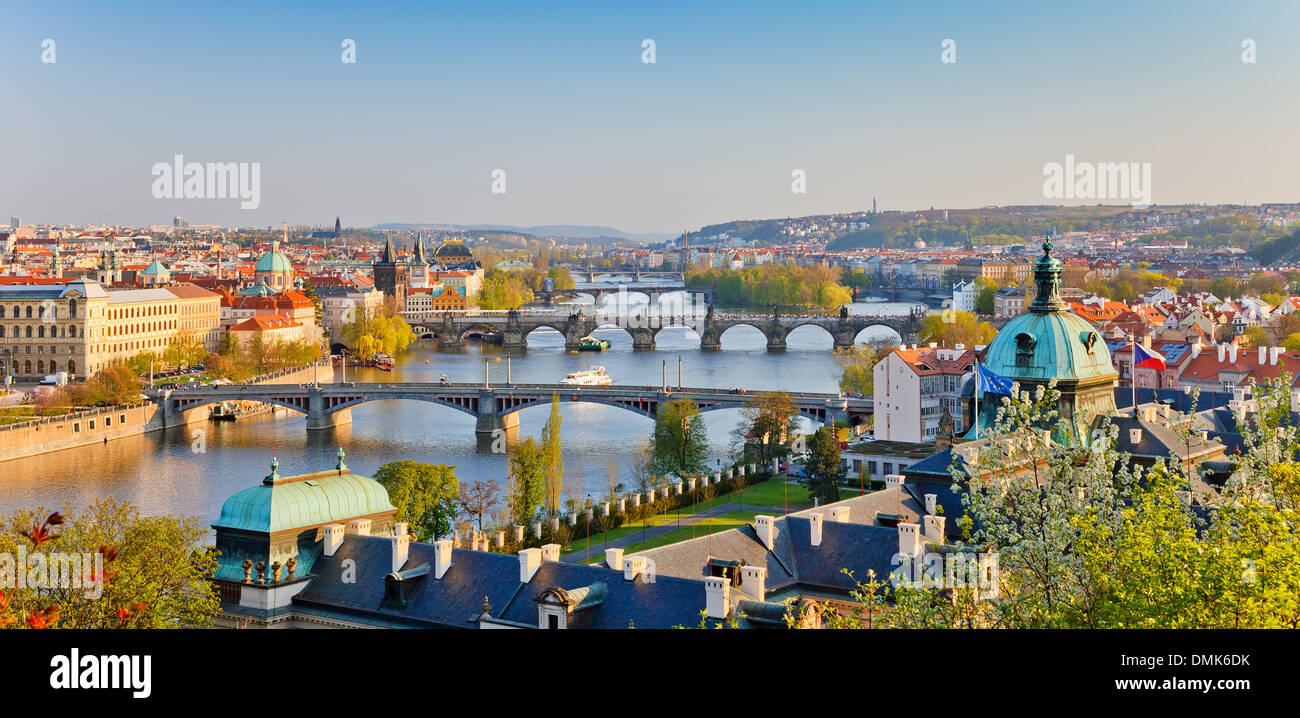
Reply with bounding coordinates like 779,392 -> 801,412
975,361 -> 1014,398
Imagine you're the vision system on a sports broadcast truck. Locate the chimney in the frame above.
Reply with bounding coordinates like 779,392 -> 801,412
605,548 -> 624,571
754,515 -> 776,550
828,506 -> 850,523
322,523 -> 345,557
898,523 -> 921,558
623,555 -> 647,581
885,474 -> 903,491
1229,345 -> 1239,363
923,515 -> 946,543
1199,430 -> 1209,442
1217,344 -> 1226,362
540,543 -> 560,563
928,342 -> 938,349
1271,346 -> 1280,365
1259,346 -> 1267,364
955,343 -> 965,350
739,565 -> 767,601
809,513 -> 824,547
924,493 -> 937,515
391,522 -> 410,573
1191,341 -> 1202,358
346,518 -> 371,536
1129,428 -> 1143,444
514,525 -> 524,543
433,539 -> 452,579
519,548 -> 542,582
705,576 -> 730,620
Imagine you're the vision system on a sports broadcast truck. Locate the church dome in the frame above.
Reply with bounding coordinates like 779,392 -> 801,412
433,240 -> 473,260
982,239 -> 1116,386
255,243 -> 293,273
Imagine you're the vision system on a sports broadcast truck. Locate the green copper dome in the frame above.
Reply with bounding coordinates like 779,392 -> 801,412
142,259 -> 167,275
255,242 -> 293,273
982,238 -> 1115,385
213,459 -> 396,534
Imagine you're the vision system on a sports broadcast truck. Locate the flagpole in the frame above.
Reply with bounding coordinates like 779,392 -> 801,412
974,358 -> 980,440
1131,340 -> 1137,416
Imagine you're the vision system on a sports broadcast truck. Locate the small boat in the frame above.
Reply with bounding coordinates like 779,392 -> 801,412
209,402 -> 238,422
577,335 -> 611,351
563,366 -> 612,386
371,353 -> 395,371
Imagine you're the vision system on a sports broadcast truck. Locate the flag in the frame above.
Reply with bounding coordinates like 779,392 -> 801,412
1133,344 -> 1166,371
975,361 -> 1014,398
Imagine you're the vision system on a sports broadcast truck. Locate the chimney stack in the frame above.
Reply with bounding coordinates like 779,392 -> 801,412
1129,428 -> 1143,445
1229,345 -> 1239,363
605,548 -> 624,571
1259,346 -> 1267,364
898,523 -> 921,558
923,515 -> 946,543
739,565 -> 766,602
885,474 -> 903,491
391,522 -> 410,573
540,544 -> 560,563
519,548 -> 542,583
433,539 -> 452,579
754,515 -> 776,550
322,523 -> 345,557
1271,346 -> 1280,365
925,493 -> 937,515
1217,344 -> 1226,362
809,513 -> 824,547
1191,341 -> 1202,358
705,576 -> 730,620
346,518 -> 371,536
828,506 -> 850,523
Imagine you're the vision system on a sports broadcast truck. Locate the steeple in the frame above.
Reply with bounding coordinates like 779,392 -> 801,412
412,232 -> 428,264
334,216 -> 341,241
1029,236 -> 1066,312
381,232 -> 396,263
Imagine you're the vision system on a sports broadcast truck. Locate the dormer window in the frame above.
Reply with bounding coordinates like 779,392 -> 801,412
1015,333 -> 1036,367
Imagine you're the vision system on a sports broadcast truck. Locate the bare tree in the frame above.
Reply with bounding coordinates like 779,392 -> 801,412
458,478 -> 501,532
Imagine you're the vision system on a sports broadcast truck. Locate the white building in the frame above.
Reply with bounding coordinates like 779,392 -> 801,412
952,281 -> 976,313
872,344 -> 977,443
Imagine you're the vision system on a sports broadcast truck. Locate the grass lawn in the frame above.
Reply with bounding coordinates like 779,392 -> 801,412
566,478 -> 815,554
0,406 -> 73,426
577,509 -> 767,563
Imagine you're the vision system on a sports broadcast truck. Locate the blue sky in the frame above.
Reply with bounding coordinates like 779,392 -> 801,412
2,0 -> 1298,233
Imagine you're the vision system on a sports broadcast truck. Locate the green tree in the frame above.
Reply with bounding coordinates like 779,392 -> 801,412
974,286 -> 996,315
374,461 -> 460,541
506,438 -> 548,526
649,396 -> 710,479
0,498 -> 220,628
733,391 -> 797,464
834,345 -> 880,395
541,393 -> 565,518
799,428 -> 843,504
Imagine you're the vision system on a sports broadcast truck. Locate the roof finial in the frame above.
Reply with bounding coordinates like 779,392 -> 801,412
336,446 -> 348,472
265,456 -> 281,484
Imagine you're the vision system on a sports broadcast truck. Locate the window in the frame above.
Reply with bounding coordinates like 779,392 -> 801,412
1015,333 -> 1036,367
546,613 -> 559,629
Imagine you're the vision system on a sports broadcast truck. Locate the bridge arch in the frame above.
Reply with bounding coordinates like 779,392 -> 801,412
782,322 -> 836,348
852,323 -> 903,345
321,393 -> 480,417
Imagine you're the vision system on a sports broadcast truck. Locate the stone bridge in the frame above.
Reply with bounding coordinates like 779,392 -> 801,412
151,382 -> 872,437
405,307 -> 920,351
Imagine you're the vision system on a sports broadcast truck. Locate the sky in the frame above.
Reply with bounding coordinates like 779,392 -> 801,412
2,0 -> 1298,234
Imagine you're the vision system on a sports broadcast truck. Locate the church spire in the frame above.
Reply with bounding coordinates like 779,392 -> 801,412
381,232 -> 396,263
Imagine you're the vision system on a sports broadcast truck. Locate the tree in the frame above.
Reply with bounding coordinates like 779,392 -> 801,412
834,345 -> 880,395
506,438 -> 547,526
648,396 -> 710,479
733,391 -> 797,464
918,311 -> 996,347
799,428 -> 843,504
0,498 -> 220,628
1243,325 -> 1270,348
458,479 -> 501,532
541,393 -> 564,518
374,461 -> 460,541
974,286 -> 996,316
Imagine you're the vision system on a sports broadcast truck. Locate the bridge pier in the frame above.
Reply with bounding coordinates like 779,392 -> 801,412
307,406 -> 352,431
502,327 -> 528,350
630,328 -> 655,351
765,327 -> 787,352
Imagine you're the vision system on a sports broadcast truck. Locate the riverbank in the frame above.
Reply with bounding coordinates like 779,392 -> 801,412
0,362 -> 333,463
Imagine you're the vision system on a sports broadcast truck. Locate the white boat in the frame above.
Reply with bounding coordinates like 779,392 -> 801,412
562,366 -> 612,386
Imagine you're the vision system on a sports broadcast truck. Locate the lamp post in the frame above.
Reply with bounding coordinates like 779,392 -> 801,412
585,493 -> 591,564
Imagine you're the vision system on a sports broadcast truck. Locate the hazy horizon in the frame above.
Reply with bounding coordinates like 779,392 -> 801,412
5,0 -> 1299,233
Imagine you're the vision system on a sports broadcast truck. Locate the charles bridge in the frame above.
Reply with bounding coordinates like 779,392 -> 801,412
405,307 -> 921,351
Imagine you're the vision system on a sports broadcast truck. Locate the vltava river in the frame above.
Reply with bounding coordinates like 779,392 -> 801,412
0,299 -> 919,527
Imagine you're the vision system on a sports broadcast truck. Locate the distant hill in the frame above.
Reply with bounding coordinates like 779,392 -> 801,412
1249,227 -> 1300,265
370,222 -> 673,243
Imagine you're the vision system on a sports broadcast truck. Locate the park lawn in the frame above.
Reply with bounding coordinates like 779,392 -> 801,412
565,495 -> 736,552
0,406 -> 73,426
580,509 -> 767,563
729,478 -> 813,509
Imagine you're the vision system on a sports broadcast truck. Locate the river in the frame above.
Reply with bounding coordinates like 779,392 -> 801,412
0,298 -> 921,527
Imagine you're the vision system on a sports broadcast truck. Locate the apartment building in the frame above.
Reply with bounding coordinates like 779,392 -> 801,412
872,343 -> 977,443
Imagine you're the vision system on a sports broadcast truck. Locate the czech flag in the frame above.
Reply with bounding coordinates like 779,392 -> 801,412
1133,344 -> 1166,371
